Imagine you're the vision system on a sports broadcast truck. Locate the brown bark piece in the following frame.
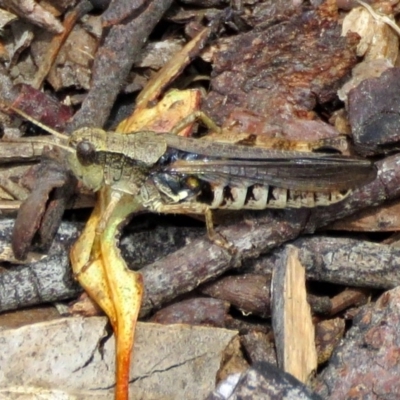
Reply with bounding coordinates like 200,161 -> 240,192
11,158 -> 75,260
0,317 -> 238,399
149,297 -> 230,327
200,273 -> 272,318
328,287 -> 370,315
203,1 -> 358,125
314,287 -> 400,398
242,0 -> 302,27
271,246 -> 317,384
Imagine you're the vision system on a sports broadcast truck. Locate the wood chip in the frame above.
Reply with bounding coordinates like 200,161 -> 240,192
271,245 -> 317,384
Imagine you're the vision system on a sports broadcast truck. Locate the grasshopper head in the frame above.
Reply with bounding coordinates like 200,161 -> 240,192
3,104 -> 106,192
66,127 -> 109,192
69,127 -> 107,166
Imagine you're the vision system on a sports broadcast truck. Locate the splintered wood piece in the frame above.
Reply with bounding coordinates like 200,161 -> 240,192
271,245 -> 317,384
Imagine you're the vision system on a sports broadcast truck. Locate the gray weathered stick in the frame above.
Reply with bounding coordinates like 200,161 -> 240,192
0,220 -> 81,311
0,219 -> 201,312
248,235 -> 400,289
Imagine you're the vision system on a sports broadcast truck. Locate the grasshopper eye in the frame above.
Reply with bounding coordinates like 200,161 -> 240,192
76,141 -> 96,166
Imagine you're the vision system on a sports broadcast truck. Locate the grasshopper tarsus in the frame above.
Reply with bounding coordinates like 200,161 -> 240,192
170,111 -> 222,135
205,208 -> 237,254
208,231 -> 238,254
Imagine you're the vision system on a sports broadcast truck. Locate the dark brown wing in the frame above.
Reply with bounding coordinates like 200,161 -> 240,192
164,158 -> 377,192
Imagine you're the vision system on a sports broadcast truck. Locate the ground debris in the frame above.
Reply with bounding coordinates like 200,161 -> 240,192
150,297 -> 230,327
248,235 -> 400,289
12,158 -> 76,260
271,246 -> 317,384
2,0 -> 400,398
0,218 -> 203,312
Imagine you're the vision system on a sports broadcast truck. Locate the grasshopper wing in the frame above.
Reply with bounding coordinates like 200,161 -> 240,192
164,156 -> 376,192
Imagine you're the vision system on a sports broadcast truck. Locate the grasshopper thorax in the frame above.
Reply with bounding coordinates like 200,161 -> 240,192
71,128 -> 168,166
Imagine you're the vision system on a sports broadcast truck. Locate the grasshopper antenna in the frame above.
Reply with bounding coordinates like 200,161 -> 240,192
1,102 -> 70,141
0,101 -> 75,153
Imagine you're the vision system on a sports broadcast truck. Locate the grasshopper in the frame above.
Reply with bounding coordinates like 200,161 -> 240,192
7,106 -> 377,235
